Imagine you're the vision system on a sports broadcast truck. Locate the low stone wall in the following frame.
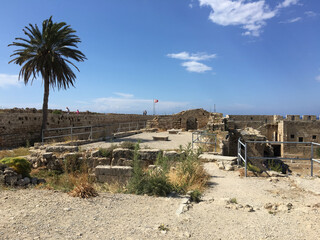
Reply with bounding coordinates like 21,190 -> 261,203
95,165 -> 132,183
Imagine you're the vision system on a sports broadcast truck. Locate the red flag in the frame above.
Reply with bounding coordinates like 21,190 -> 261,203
154,99 -> 158,103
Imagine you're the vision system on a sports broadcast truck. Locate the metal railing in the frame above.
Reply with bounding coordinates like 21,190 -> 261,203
237,138 -> 320,177
192,130 -> 217,151
117,121 -> 146,132
42,121 -> 147,143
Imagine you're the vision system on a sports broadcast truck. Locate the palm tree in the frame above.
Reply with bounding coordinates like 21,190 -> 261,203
8,16 -> 86,137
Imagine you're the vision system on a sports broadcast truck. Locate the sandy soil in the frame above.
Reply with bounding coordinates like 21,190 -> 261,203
1,163 -> 320,240
81,131 -> 194,150
1,132 -> 320,239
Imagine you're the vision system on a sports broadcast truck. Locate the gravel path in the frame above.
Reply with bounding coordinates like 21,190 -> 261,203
1,163 -> 320,239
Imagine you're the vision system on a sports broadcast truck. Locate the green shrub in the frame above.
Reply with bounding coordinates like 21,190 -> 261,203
52,109 -> 62,114
247,162 -> 262,173
190,189 -> 202,203
99,144 -> 118,158
230,197 -> 237,204
0,157 -> 31,177
119,141 -> 136,150
127,143 -> 172,196
265,159 -> 283,173
63,153 -> 85,173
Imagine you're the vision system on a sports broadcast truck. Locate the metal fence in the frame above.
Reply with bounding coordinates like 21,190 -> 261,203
42,121 -> 146,143
117,121 -> 146,132
237,138 -> 320,177
192,130 -> 217,151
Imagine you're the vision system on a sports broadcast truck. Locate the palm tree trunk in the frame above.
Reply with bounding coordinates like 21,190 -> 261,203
41,78 -> 50,139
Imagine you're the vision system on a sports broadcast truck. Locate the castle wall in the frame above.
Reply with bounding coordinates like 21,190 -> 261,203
0,109 -> 153,149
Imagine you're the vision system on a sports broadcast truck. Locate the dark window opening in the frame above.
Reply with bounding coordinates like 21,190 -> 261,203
298,137 -> 303,142
308,116 -> 311,120
290,134 -> 295,139
291,116 -> 295,120
273,145 -> 281,157
250,117 -> 253,120
312,135 -> 317,140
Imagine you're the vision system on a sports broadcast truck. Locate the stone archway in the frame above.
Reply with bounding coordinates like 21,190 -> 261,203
186,117 -> 198,130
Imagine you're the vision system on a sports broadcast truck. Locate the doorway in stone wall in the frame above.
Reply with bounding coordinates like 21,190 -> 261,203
186,117 -> 198,130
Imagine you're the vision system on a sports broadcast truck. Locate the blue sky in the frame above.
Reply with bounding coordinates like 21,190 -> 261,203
0,0 -> 320,115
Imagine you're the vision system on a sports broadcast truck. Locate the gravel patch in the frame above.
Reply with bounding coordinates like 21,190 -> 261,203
1,163 -> 320,239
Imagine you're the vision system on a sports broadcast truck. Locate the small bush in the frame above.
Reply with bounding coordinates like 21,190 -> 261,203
190,190 -> 202,203
63,153 -> 86,173
52,110 -> 62,114
0,147 -> 30,159
247,163 -> 262,173
99,144 -> 118,158
120,141 -> 136,150
230,198 -> 237,204
69,182 -> 98,198
0,157 -> 31,177
127,143 -> 172,196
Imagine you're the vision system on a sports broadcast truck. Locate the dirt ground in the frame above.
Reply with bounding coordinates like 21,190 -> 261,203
81,131 -> 194,150
1,132 -> 320,239
1,163 -> 320,240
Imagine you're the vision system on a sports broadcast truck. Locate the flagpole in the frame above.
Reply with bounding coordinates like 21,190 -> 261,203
153,99 -> 155,115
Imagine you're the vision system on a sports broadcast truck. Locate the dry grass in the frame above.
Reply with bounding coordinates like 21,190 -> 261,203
69,182 -> 98,198
0,147 -> 30,159
168,161 -> 209,193
94,182 -> 127,193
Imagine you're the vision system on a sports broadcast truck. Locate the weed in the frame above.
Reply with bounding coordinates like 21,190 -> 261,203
158,224 -> 169,232
247,163 -> 262,173
52,110 -> 62,114
230,198 -> 237,204
189,189 -> 202,203
63,153 -> 86,173
0,147 -> 30,159
0,157 -> 31,177
119,141 -> 136,150
99,144 -> 118,158
69,182 -> 98,198
127,143 -> 172,196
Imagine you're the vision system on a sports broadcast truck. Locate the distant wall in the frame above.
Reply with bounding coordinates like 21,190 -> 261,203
147,109 -> 210,130
0,109 -> 153,149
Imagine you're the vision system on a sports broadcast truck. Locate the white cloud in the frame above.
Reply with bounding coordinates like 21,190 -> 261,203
0,74 -> 21,88
305,11 -> 317,17
280,17 -> 302,23
167,51 -> 216,61
167,51 -> 215,73
181,61 -> 212,73
113,92 -> 134,98
315,75 -> 320,82
198,0 -> 300,36
277,0 -> 299,9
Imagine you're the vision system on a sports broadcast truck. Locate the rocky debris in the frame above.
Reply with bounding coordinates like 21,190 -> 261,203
264,202 -> 293,213
266,171 -> 286,177
0,164 -> 45,187
46,145 -> 78,153
139,149 -> 161,163
199,154 -> 238,171
163,150 -> 180,159
176,197 -> 192,215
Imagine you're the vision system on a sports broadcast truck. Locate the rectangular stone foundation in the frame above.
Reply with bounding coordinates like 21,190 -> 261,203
95,165 -> 132,184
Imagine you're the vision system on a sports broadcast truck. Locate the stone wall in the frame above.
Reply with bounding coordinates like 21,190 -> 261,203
147,109 -> 211,130
0,108 -> 153,149
279,120 -> 320,158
